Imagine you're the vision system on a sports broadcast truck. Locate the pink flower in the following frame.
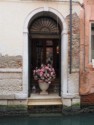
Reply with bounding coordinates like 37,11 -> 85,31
33,64 -> 56,84
40,72 -> 43,76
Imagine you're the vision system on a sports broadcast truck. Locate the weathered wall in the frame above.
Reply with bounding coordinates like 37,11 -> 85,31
0,72 -> 22,92
80,0 -> 94,105
80,0 -> 94,95
0,69 -> 22,97
68,72 -> 79,94
0,0 -> 82,99
81,93 -> 94,106
0,55 -> 22,94
66,13 -> 80,94
66,13 -> 80,69
0,55 -> 22,68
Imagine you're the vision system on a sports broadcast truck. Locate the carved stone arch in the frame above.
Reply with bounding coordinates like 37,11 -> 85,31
29,17 -> 60,34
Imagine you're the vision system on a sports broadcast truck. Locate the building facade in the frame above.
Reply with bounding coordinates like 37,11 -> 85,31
0,0 -> 93,112
80,0 -> 94,106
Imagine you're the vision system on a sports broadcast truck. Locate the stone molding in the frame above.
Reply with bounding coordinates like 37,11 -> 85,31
0,68 -> 22,73
62,93 -> 80,99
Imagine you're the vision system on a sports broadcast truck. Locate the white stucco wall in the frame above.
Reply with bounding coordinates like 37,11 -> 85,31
0,0 -> 82,55
0,0 -> 81,99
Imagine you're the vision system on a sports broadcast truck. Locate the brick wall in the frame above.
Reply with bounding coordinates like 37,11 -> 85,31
81,93 -> 94,106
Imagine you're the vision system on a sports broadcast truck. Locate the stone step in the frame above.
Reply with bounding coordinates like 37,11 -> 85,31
28,98 -> 62,106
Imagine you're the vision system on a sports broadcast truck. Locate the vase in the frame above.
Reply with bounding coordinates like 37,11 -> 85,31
39,80 -> 49,95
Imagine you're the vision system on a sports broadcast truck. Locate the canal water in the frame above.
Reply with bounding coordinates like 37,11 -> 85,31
0,113 -> 94,125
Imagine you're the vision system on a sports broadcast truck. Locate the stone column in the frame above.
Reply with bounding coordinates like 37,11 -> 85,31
23,31 -> 28,98
15,31 -> 28,99
61,31 -> 68,97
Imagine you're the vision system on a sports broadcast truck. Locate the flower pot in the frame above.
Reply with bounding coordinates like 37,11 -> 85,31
39,80 -> 49,95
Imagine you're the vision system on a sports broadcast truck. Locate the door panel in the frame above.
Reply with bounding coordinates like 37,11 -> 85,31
31,39 -> 60,76
29,38 -> 60,95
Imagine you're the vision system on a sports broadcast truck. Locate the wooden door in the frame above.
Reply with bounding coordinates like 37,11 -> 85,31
29,38 -> 60,95
31,39 -> 59,74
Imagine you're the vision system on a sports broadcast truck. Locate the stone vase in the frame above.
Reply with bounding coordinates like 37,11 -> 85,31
39,80 -> 49,95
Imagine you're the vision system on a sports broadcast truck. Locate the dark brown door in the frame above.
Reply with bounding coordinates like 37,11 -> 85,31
28,38 -> 60,95
31,39 -> 59,75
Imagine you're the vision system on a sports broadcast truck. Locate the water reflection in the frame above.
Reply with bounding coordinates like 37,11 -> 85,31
0,113 -> 94,125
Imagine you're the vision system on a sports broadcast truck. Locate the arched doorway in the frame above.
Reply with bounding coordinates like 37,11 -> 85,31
28,16 -> 61,96
23,7 -> 68,99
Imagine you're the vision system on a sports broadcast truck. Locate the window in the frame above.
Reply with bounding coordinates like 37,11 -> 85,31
91,23 -> 94,60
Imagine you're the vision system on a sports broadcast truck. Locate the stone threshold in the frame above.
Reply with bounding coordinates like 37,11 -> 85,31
28,93 -> 62,106
29,93 -> 61,99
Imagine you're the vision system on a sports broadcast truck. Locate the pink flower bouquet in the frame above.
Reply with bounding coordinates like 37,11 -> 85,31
33,64 -> 56,84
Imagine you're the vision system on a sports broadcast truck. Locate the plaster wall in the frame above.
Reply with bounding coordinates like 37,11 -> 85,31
0,0 -> 81,55
80,0 -> 94,96
0,0 -> 82,101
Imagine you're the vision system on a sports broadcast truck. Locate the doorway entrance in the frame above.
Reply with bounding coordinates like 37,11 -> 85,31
28,16 -> 61,96
23,7 -> 68,99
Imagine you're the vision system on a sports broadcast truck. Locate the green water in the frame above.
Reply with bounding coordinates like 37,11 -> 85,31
0,113 -> 94,125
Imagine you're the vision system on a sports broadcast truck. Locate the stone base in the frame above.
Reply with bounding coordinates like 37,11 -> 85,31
0,99 -> 27,106
28,105 -> 62,114
63,98 -> 80,111
40,91 -> 48,95
39,82 -> 49,95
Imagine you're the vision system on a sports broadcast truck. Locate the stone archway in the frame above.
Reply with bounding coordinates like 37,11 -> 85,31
23,7 -> 68,98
